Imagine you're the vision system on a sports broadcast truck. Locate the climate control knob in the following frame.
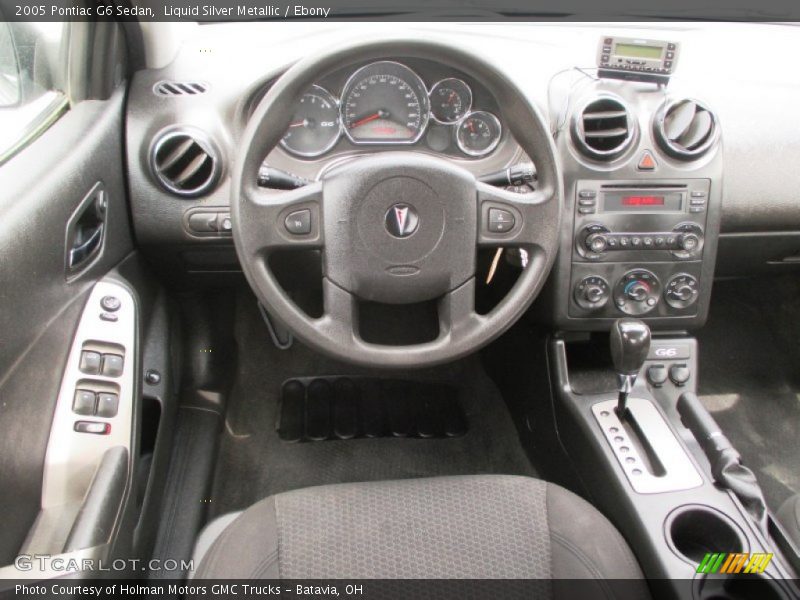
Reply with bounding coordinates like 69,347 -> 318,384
664,273 -> 700,309
574,276 -> 610,311
614,269 -> 662,316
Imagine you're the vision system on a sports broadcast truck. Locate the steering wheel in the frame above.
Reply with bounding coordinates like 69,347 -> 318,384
231,39 -> 562,368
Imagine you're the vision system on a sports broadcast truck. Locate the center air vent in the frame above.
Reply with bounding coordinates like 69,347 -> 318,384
154,81 -> 209,96
654,99 -> 718,160
150,129 -> 220,197
572,96 -> 635,161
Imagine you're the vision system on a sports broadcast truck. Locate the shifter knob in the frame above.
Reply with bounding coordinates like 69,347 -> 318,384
610,318 -> 651,418
610,318 -> 651,376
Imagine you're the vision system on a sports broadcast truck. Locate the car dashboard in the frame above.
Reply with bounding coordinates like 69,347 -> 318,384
125,21 -> 800,332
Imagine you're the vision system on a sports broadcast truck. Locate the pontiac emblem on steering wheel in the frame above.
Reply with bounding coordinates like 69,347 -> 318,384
385,204 -> 419,238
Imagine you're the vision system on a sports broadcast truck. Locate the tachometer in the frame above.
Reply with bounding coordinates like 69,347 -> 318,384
430,78 -> 472,124
342,62 -> 430,144
280,85 -> 341,157
456,111 -> 502,157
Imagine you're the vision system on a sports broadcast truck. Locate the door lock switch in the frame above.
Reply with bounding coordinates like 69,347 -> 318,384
74,421 -> 111,435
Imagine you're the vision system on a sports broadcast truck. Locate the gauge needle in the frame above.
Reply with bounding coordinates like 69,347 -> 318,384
288,119 -> 307,128
350,110 -> 388,129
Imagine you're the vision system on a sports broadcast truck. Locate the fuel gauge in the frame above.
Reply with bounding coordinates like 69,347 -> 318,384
456,111 -> 502,157
430,78 -> 472,124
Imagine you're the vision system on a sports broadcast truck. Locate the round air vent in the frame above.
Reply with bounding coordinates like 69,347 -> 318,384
654,99 -> 718,160
571,95 -> 636,161
150,128 -> 220,197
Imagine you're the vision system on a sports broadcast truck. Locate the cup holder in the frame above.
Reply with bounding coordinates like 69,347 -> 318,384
666,505 -> 748,564
693,573 -> 791,600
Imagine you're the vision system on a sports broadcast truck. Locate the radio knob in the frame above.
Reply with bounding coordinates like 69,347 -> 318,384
586,234 -> 608,254
678,233 -> 700,252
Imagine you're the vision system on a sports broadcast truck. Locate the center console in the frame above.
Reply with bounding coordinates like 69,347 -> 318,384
548,69 -> 722,331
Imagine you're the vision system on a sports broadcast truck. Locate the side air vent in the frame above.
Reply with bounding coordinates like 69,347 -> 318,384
571,96 -> 636,161
150,129 -> 220,197
654,99 -> 718,160
154,81 -> 209,96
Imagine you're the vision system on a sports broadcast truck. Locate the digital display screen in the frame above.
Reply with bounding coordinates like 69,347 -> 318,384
602,191 -> 683,212
622,195 -> 665,207
614,43 -> 663,59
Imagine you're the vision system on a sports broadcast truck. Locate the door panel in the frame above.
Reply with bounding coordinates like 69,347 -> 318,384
0,88 -> 133,565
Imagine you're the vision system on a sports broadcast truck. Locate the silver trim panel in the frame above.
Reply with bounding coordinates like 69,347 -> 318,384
41,280 -> 136,510
592,397 -> 703,494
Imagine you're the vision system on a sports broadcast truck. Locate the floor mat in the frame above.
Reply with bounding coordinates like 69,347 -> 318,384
696,277 -> 800,513
209,291 -> 535,517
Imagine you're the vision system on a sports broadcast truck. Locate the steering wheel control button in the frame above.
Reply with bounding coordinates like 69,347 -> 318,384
79,351 -> 102,375
665,273 -> 700,309
614,269 -> 662,315
74,421 -> 111,435
488,208 -> 515,233
100,312 -> 119,323
669,364 -> 691,386
101,354 -> 124,378
646,364 -> 669,388
574,276 -> 610,311
100,295 -> 121,312
96,393 -> 120,419
73,390 -> 97,416
285,209 -> 312,235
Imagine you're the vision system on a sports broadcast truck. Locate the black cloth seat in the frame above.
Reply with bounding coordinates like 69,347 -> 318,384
193,475 -> 647,592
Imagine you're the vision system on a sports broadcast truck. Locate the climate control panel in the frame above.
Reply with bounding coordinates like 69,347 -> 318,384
570,263 -> 701,318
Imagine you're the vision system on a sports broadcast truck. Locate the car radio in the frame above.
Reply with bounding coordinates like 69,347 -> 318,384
568,179 -> 711,318
597,36 -> 680,84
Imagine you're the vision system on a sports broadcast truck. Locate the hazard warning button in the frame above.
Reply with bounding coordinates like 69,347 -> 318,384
637,150 -> 657,171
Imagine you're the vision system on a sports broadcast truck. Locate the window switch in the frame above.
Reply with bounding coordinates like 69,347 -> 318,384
79,351 -> 102,375
73,390 -> 96,416
74,421 -> 110,435
96,393 -> 119,418
101,354 -> 124,377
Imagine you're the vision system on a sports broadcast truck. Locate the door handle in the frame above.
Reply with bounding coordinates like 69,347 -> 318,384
65,183 -> 107,275
68,223 -> 104,269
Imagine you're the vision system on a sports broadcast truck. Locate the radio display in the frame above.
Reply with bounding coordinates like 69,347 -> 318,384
614,43 -> 663,60
622,195 -> 665,207
602,191 -> 683,212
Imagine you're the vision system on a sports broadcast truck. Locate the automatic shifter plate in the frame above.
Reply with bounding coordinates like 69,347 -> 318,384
592,397 -> 703,494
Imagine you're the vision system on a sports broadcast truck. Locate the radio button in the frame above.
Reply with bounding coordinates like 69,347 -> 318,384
578,190 -> 597,199
631,237 -> 642,247
643,237 -> 654,247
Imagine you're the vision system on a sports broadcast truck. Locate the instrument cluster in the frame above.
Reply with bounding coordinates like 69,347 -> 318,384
279,60 -> 504,159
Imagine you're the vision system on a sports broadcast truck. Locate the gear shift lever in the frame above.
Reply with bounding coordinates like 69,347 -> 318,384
610,318 -> 651,418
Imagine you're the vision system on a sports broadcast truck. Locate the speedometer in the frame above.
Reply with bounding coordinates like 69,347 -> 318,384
342,62 -> 430,144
